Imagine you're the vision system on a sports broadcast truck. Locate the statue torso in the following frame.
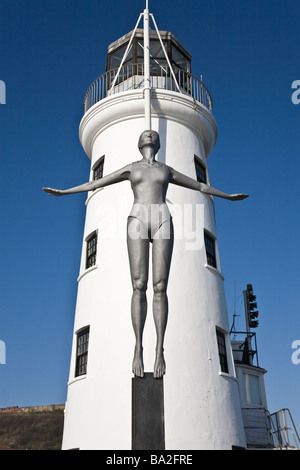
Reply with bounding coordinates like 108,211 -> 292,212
129,161 -> 170,206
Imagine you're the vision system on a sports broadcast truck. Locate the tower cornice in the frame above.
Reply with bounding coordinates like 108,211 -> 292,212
79,89 -> 218,159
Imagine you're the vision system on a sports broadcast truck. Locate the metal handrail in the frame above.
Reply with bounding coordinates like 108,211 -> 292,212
83,63 -> 213,113
269,408 -> 300,449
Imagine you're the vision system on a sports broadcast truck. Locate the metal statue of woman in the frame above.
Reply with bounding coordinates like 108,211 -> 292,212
43,130 -> 248,378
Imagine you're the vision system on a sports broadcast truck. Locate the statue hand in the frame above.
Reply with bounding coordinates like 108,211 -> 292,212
229,193 -> 249,201
43,187 -> 64,196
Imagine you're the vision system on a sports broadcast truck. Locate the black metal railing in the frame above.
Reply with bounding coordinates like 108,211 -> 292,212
231,331 -> 259,367
83,63 -> 213,113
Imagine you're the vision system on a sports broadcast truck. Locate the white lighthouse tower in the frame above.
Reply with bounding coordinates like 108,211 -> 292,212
61,5 -> 246,450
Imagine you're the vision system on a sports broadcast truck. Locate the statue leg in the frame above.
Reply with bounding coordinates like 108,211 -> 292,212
152,219 -> 174,378
127,218 -> 150,377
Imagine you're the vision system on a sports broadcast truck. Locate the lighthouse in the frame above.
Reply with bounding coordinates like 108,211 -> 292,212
58,5 -> 247,450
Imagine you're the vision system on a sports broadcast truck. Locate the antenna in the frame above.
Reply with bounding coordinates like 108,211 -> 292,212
109,1 -> 181,130
144,3 -> 181,128
230,281 -> 239,336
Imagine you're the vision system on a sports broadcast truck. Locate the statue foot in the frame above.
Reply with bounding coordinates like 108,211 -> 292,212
132,347 -> 144,377
153,351 -> 166,379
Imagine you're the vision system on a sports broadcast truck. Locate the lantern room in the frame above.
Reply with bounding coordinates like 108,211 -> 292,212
106,28 -> 191,74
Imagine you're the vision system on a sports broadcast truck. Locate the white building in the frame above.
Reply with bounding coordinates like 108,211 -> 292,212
61,10 -> 248,450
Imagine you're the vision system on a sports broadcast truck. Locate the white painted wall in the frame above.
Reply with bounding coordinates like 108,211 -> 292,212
62,89 -> 246,450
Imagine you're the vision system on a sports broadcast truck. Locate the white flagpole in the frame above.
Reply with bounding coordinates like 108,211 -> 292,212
143,2 -> 151,130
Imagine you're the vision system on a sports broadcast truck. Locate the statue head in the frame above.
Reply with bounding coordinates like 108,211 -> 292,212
138,130 -> 160,155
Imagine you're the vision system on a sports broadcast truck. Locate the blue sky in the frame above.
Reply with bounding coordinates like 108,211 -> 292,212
0,0 -> 299,435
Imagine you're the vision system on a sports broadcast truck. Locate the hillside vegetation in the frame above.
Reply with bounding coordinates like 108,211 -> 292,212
0,406 -> 64,450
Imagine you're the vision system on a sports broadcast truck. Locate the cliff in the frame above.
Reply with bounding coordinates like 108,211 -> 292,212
0,405 -> 64,450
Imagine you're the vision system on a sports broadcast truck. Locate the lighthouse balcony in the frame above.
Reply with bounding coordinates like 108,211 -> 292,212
83,63 -> 213,114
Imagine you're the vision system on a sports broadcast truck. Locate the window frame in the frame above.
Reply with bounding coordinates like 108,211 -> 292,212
92,155 -> 105,182
86,231 -> 98,269
75,327 -> 90,377
242,372 -> 263,406
216,328 -> 229,374
194,156 -> 207,184
204,231 -> 217,269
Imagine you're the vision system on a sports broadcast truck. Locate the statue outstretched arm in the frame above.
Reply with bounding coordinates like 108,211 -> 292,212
43,164 -> 132,196
169,167 -> 248,201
